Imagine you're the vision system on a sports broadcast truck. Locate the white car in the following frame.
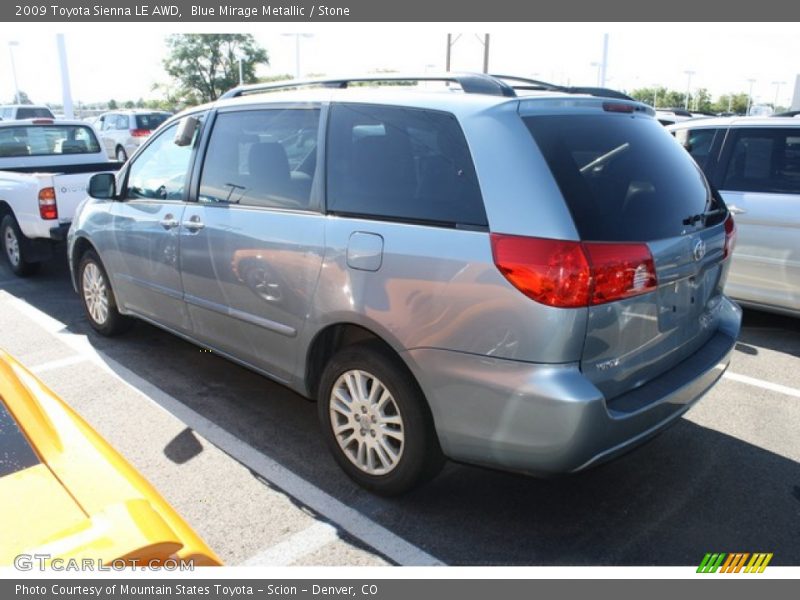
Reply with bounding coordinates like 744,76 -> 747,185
95,110 -> 171,162
0,118 -> 116,276
669,117 -> 800,316
0,105 -> 55,120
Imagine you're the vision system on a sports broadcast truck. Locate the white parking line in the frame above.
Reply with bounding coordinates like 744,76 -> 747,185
723,371 -> 800,399
243,521 -> 340,566
0,291 -> 443,566
29,354 -> 89,374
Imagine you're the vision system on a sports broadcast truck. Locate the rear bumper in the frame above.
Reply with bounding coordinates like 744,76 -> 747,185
49,222 -> 70,241
405,296 -> 741,475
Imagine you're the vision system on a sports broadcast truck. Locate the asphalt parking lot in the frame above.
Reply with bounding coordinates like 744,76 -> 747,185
1,255 -> 799,567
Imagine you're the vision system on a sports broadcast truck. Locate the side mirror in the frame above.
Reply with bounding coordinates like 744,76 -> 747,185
88,173 -> 117,199
174,116 -> 200,147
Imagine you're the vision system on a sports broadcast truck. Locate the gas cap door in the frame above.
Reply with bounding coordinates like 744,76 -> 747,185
346,232 -> 384,272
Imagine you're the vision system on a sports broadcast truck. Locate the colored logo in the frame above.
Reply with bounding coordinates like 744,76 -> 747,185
693,238 -> 707,262
697,552 -> 773,573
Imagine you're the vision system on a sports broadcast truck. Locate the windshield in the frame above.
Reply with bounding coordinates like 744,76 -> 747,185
0,125 -> 102,157
524,114 -> 725,241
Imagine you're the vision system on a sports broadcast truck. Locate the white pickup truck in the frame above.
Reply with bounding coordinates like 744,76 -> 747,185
0,119 -> 119,276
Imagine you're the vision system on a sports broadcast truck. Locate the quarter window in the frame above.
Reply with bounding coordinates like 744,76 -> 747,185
326,103 -> 487,227
721,128 -> 800,194
199,109 -> 320,210
674,128 -> 718,172
125,121 -> 197,200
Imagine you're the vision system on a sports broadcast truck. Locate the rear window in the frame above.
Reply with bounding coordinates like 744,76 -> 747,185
15,107 -> 55,120
135,113 -> 169,131
327,103 -> 487,228
0,125 -> 102,157
721,128 -> 800,194
524,115 -> 721,241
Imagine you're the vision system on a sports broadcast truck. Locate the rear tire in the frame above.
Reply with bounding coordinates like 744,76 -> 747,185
78,249 -> 132,336
1,214 -> 40,277
318,342 -> 444,496
116,146 -> 128,162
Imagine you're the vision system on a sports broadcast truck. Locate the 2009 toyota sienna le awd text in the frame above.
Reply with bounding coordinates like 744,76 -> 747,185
68,74 -> 742,495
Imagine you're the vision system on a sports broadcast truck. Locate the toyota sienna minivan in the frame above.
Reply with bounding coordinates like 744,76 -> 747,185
68,74 -> 742,494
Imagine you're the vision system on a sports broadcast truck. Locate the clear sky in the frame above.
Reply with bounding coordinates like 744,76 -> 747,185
1,22 -> 798,108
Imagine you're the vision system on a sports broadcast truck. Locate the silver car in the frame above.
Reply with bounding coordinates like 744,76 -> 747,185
669,117 -> 800,317
68,74 -> 741,495
95,110 -> 171,162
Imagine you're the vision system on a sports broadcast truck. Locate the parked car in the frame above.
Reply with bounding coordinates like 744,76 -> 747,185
0,104 -> 55,120
655,108 -> 695,126
668,117 -> 800,316
0,348 -> 221,567
68,74 -> 742,495
95,110 -> 171,162
0,119 -> 119,276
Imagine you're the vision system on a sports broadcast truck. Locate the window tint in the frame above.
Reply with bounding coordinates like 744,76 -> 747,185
524,115 -> 719,242
136,113 -> 169,131
126,122 -> 196,200
326,104 -> 486,227
721,128 -> 800,194
15,107 -> 54,119
199,109 -> 320,210
674,128 -> 718,171
116,115 -> 130,130
0,125 -> 101,157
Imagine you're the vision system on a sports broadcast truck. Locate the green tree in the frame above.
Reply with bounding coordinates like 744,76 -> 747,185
108,99 -> 118,109
163,34 -> 269,104
16,90 -> 33,104
712,93 -> 749,115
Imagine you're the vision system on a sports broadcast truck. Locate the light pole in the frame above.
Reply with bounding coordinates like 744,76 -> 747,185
772,80 -> 786,110
746,78 -> 756,115
8,41 -> 20,104
683,70 -> 695,110
282,33 -> 313,79
651,83 -> 659,108
237,54 -> 244,85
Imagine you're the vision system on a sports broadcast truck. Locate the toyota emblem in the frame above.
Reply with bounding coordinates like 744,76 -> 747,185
693,239 -> 706,262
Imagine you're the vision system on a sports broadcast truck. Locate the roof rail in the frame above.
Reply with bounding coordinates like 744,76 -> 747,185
490,74 -> 635,101
219,73 -> 517,100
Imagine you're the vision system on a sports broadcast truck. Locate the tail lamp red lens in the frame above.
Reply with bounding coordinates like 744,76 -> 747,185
491,233 -> 658,308
38,187 -> 58,220
723,215 -> 736,260
131,129 -> 151,137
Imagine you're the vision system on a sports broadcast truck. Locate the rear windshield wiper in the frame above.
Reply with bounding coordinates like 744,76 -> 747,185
682,208 -> 726,226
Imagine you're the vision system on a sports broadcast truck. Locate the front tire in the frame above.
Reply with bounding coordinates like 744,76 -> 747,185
78,249 -> 131,336
1,214 -> 40,277
318,343 -> 444,495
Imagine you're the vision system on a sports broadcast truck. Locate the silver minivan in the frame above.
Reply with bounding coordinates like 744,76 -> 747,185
69,74 -> 741,495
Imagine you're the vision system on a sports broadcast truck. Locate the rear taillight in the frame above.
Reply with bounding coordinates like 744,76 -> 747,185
131,129 -> 151,137
723,215 -> 736,260
491,233 -> 658,308
38,187 -> 58,220
583,243 -> 657,305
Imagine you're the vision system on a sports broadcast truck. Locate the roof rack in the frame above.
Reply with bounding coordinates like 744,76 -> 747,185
220,73 -> 518,100
490,74 -> 635,101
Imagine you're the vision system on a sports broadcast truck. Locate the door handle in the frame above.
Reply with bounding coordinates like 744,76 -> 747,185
728,204 -> 747,215
182,216 -> 205,232
159,215 -> 179,229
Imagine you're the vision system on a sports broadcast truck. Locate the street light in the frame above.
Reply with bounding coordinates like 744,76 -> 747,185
683,70 -> 695,110
282,33 -> 313,79
772,80 -> 786,110
746,78 -> 756,115
651,83 -> 659,108
8,41 -> 20,104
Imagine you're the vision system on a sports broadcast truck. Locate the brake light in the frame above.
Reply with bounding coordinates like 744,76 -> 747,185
32,118 -> 54,124
491,234 -> 658,308
723,215 -> 736,259
131,129 -> 151,137
602,102 -> 635,113
38,187 -> 58,220
583,243 -> 657,305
